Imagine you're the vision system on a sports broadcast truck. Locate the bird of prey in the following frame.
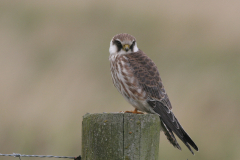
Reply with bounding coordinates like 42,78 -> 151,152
109,33 -> 198,154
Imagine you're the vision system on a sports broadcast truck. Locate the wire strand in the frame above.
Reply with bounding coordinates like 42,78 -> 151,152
0,153 -> 81,160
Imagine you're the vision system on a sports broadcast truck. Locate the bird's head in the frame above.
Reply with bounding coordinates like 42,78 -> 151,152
109,33 -> 139,55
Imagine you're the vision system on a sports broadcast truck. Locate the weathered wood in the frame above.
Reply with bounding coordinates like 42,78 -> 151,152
82,113 -> 160,160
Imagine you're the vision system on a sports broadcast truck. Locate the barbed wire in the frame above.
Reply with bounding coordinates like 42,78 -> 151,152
0,153 -> 81,160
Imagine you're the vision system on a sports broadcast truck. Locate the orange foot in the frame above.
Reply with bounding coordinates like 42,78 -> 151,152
124,108 -> 144,114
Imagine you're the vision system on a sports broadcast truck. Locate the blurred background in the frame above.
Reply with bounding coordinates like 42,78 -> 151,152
0,1 -> 240,160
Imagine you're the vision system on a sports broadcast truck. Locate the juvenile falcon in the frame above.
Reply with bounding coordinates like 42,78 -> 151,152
109,33 -> 198,154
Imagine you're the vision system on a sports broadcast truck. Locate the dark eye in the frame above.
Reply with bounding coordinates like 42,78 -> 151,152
130,41 -> 135,50
113,40 -> 122,52
114,40 -> 122,47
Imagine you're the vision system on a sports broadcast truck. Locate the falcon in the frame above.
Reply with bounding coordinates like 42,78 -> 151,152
109,33 -> 198,154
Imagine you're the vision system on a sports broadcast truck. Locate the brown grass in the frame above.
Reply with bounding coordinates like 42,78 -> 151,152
0,1 -> 240,159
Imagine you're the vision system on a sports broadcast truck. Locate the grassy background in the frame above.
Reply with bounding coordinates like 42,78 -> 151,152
0,1 -> 240,160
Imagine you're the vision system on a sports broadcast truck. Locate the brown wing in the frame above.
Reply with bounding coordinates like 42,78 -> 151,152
126,50 -> 198,154
125,49 -> 172,110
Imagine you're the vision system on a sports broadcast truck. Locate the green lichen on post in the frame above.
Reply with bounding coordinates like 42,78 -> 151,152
81,113 -> 160,160
82,113 -> 124,160
139,114 -> 160,160
123,114 -> 160,160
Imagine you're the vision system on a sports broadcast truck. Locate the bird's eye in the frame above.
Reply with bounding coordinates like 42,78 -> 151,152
114,40 -> 122,47
130,41 -> 135,50
113,40 -> 122,52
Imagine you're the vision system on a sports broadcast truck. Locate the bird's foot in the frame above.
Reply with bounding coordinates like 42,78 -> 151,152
124,108 -> 144,114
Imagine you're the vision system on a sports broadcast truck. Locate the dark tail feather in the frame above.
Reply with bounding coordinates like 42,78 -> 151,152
161,121 -> 182,150
152,101 -> 198,155
172,122 -> 195,155
173,115 -> 198,152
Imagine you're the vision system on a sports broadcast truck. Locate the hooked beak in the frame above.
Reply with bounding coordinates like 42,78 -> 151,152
123,44 -> 130,52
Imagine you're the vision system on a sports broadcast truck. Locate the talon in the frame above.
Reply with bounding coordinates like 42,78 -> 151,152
124,108 -> 144,114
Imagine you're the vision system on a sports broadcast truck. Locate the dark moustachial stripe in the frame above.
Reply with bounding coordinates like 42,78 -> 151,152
130,41 -> 135,52
113,40 -> 122,52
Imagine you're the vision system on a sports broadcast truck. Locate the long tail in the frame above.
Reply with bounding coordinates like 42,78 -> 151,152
150,101 -> 198,154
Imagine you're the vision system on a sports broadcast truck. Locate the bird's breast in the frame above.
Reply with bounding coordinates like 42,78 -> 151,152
109,54 -> 146,101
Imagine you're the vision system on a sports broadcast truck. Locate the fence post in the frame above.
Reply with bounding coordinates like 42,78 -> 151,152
81,113 -> 160,160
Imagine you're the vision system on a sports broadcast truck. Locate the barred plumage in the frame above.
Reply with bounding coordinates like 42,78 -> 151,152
109,33 -> 198,154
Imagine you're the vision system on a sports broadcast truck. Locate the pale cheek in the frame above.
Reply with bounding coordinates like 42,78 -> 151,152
109,44 -> 117,54
133,45 -> 139,52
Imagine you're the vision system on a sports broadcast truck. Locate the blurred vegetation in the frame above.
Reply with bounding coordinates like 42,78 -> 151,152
0,1 -> 240,160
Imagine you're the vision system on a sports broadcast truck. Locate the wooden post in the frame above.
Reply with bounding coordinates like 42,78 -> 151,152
82,113 -> 160,160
